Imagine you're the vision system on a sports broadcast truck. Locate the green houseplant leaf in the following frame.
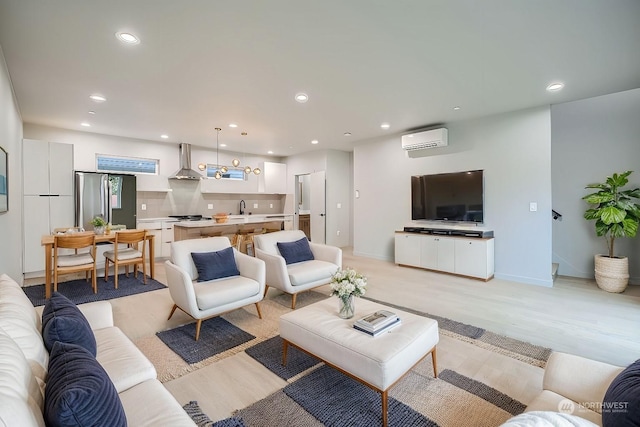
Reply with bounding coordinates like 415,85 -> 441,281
583,171 -> 640,258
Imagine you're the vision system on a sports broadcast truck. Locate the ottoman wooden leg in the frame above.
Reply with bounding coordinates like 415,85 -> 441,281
382,390 -> 388,427
432,347 -> 438,378
282,339 -> 289,366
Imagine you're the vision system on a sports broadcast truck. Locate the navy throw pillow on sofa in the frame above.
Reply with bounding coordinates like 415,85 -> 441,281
277,237 -> 314,265
602,359 -> 640,426
42,291 -> 97,356
44,341 -> 127,427
191,247 -> 240,282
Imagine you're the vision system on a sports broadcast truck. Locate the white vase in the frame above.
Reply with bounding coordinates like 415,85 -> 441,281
338,295 -> 355,319
94,226 -> 105,235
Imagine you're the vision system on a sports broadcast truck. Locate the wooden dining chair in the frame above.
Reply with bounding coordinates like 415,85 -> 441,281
53,233 -> 98,293
104,229 -> 147,289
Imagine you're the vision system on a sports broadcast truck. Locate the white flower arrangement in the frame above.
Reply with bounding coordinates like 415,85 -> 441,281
330,268 -> 367,301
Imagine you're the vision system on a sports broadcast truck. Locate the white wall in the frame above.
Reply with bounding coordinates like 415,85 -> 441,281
552,89 -> 640,284
354,106 -> 553,286
0,46 -> 23,281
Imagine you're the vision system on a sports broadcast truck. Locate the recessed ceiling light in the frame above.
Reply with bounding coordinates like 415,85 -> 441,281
88,110 -> 96,115
160,134 -> 169,139
546,82 -> 565,92
267,150 -> 274,154
311,139 -> 319,145
453,106 -> 461,111
81,122 -> 91,127
295,93 -> 309,103
115,32 -> 140,45
380,123 -> 390,130
89,94 -> 106,102
344,132 -> 352,137
229,123 -> 238,128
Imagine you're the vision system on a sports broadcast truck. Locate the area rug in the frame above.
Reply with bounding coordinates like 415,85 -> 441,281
23,273 -> 166,307
149,292 -> 551,426
157,317 -> 256,364
183,401 -> 246,427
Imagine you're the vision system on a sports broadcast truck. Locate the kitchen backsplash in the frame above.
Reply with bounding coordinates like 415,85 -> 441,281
137,189 -> 286,219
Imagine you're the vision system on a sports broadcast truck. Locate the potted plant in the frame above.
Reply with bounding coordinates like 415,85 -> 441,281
583,170 -> 640,292
90,216 -> 108,235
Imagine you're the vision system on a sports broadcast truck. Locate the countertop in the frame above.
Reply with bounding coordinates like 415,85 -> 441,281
143,214 -> 294,228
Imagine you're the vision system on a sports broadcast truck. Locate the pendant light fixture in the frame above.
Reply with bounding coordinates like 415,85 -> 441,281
214,128 -> 223,179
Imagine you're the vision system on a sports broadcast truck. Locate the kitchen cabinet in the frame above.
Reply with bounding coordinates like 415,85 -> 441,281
23,139 -> 74,274
298,214 -> 310,239
137,219 -> 175,258
136,175 -> 172,192
258,162 -> 287,194
394,232 -> 494,280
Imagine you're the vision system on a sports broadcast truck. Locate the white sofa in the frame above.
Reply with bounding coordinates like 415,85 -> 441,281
524,351 -> 624,426
253,230 -> 342,309
0,273 -> 196,427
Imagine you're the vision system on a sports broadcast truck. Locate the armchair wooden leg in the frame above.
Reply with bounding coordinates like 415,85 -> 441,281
195,319 -> 203,341
167,304 -> 178,320
291,293 -> 297,310
255,302 -> 262,319
263,285 -> 269,298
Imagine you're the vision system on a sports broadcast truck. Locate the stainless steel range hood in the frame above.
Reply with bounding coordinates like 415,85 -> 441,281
169,143 -> 203,180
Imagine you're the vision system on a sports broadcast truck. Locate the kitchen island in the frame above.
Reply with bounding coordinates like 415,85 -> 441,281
173,214 -> 294,241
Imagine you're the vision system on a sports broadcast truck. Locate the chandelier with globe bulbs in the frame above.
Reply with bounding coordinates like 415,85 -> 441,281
212,128 -> 261,180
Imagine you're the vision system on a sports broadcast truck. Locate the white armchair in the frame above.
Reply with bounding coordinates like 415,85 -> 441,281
164,237 -> 265,340
253,230 -> 342,309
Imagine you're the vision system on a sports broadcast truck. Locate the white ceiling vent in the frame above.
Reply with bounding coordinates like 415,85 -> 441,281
402,128 -> 448,150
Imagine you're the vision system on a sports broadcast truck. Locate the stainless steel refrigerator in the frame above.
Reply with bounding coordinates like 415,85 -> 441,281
74,171 -> 137,231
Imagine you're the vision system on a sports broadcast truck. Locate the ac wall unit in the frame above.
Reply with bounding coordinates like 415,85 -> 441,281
401,128 -> 448,150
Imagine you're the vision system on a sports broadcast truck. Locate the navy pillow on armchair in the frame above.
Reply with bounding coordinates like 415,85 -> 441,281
191,247 -> 241,282
277,237 -> 315,265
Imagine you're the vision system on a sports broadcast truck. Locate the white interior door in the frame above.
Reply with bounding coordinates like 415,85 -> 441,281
310,171 -> 326,243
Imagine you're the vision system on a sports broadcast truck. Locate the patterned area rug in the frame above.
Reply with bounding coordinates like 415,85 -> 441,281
157,317 -> 256,364
142,291 -> 551,426
23,273 -> 166,306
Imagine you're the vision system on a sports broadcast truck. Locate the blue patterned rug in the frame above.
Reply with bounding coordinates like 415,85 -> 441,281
24,274 -> 166,307
245,335 -> 321,380
157,317 -> 256,364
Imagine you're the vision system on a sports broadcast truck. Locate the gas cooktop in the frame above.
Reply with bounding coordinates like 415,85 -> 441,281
168,215 -> 211,221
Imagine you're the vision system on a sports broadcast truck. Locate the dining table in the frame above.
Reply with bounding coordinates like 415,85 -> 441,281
40,231 -> 155,299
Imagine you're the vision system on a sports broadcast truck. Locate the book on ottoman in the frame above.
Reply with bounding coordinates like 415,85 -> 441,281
353,310 -> 401,336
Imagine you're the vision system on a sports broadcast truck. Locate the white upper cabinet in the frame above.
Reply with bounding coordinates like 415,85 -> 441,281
258,162 -> 287,194
23,139 -> 73,196
136,174 -> 172,192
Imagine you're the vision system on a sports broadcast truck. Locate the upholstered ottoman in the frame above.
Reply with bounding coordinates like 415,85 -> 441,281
279,298 -> 439,427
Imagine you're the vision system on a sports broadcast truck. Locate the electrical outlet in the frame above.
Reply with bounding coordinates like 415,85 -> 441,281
270,204 -> 273,208
529,202 -> 538,212
141,204 -> 146,211
337,203 -> 341,209
337,230 -> 340,236
253,203 -> 258,209
207,204 -> 213,210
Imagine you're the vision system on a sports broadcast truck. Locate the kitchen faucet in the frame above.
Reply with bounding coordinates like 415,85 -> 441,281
239,199 -> 246,215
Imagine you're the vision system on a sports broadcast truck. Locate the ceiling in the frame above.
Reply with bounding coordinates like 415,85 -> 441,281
0,0 -> 639,157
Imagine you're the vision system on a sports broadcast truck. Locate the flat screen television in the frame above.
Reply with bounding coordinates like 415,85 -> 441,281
411,170 -> 484,223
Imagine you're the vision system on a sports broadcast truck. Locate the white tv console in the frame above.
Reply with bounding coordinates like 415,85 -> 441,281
394,227 -> 494,281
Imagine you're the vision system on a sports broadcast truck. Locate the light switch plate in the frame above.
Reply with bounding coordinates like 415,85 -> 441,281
270,204 -> 273,208
529,202 -> 538,212
253,203 -> 258,209
207,204 -> 213,210
141,204 -> 146,211
337,203 -> 342,208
